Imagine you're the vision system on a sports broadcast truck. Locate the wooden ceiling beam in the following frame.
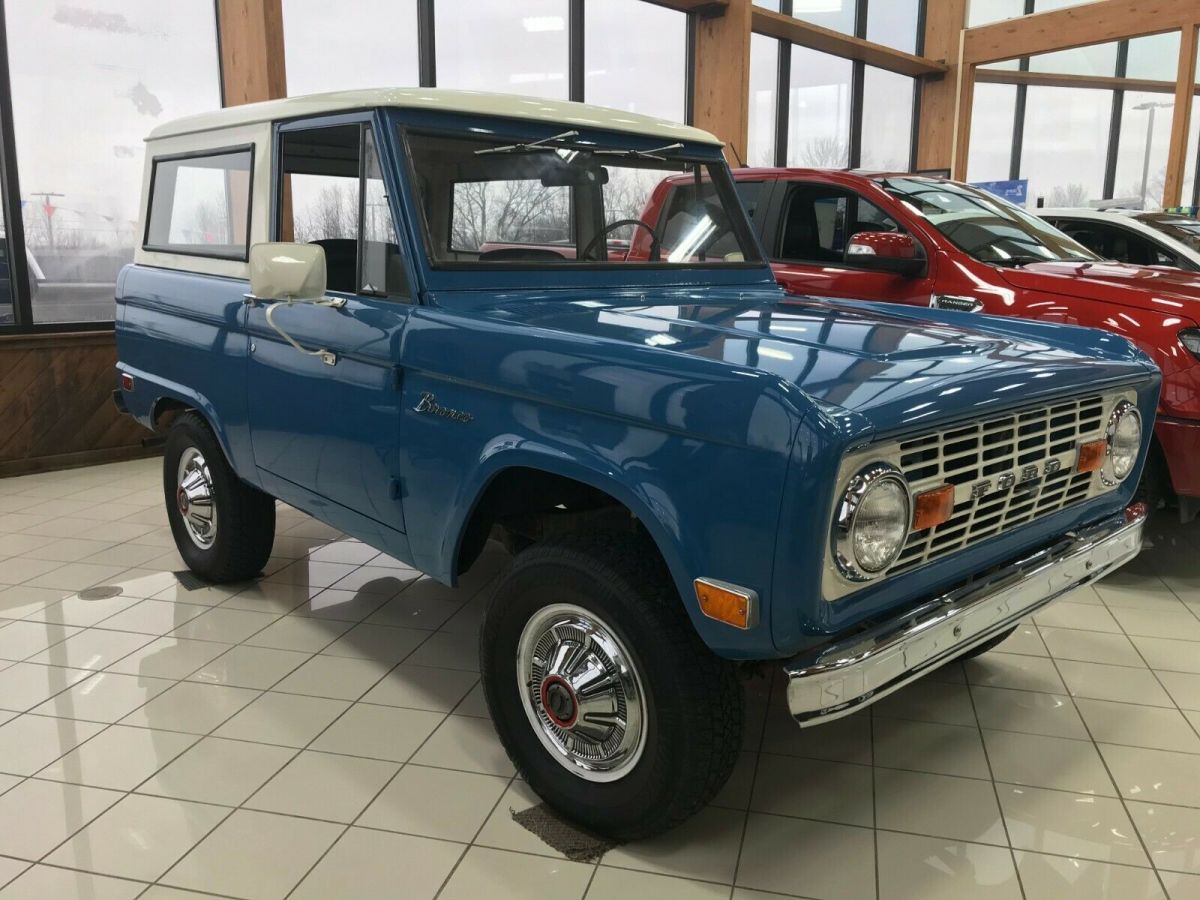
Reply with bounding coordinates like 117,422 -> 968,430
975,67 -> 1200,94
751,8 -> 948,78
963,0 -> 1197,65
644,0 -> 729,15
1163,24 -> 1199,206
217,0 -> 287,106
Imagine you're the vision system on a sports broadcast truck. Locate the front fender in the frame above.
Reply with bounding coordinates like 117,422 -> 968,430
438,438 -> 781,659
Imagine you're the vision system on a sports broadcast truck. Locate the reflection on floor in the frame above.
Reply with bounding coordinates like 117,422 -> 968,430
0,457 -> 1198,899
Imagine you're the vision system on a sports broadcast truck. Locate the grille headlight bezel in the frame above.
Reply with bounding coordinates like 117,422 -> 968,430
833,462 -> 912,582
1103,400 -> 1142,486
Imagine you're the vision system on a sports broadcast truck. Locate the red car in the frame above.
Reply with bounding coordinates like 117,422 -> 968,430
637,169 -> 1200,518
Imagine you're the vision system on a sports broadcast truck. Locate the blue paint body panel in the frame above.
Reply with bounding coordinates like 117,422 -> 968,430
115,104 -> 1162,661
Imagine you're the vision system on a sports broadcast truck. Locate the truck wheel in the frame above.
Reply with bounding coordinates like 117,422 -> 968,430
957,625 -> 1018,661
163,412 -> 275,583
480,531 -> 743,840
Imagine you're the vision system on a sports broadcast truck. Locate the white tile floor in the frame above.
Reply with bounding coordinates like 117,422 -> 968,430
0,457 -> 1198,899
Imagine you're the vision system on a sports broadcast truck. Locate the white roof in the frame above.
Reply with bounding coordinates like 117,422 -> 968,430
147,87 -> 722,145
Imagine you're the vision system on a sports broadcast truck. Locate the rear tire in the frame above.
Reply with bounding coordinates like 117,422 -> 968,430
480,531 -> 743,840
163,412 -> 275,582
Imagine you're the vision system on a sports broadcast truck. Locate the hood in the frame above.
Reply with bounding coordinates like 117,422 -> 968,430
468,288 -> 1153,432
999,260 -> 1200,314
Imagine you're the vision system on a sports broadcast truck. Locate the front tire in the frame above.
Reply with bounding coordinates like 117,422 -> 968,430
163,412 -> 275,582
480,532 -> 743,840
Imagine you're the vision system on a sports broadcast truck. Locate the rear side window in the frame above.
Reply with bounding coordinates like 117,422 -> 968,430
144,147 -> 253,260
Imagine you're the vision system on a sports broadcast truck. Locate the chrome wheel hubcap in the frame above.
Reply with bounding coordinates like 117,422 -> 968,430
517,603 -> 646,782
176,447 -> 217,550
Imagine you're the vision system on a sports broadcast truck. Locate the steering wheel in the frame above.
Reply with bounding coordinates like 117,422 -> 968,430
580,218 -> 662,262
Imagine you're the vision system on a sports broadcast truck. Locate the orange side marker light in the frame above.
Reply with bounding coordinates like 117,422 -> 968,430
913,484 -> 955,531
694,579 -> 757,630
1077,439 -> 1108,474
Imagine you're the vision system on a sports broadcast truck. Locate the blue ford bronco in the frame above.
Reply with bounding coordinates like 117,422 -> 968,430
115,88 -> 1159,839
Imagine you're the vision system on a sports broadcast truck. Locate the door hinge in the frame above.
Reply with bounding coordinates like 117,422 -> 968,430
392,368 -> 404,391
389,478 -> 403,500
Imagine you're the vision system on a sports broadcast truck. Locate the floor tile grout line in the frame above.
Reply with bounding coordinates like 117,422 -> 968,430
144,609 -> 453,898
869,704 -> 880,900
1034,622 -> 1174,897
11,709 -> 1200,812
0,791 -> 1181,889
727,672 -> 775,900
1086,595 -> 1200,746
962,672 -> 1029,900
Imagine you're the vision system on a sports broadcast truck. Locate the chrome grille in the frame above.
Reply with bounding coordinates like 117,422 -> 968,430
891,394 -> 1108,574
824,389 -> 1133,600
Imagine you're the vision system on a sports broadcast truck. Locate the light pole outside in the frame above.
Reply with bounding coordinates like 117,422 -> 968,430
1134,100 -> 1173,209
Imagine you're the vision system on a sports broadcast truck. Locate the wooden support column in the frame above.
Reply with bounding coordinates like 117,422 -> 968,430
693,0 -> 751,166
1163,23 -> 1198,207
915,0 -> 968,172
217,0 -> 287,106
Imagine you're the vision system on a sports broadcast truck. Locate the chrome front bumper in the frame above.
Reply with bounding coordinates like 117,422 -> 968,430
784,503 -> 1147,726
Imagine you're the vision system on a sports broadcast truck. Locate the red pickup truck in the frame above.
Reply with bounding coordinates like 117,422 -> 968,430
637,169 -> 1200,519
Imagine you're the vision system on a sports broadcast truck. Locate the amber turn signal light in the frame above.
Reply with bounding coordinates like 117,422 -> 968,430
694,579 -> 758,630
913,484 -> 955,531
1077,439 -> 1108,473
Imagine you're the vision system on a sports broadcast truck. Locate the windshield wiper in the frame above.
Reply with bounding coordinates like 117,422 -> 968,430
988,255 -> 1052,268
474,129 -> 580,156
594,142 -> 684,162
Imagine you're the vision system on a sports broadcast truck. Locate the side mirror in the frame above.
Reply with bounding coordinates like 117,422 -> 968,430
248,242 -> 327,301
844,232 -> 926,277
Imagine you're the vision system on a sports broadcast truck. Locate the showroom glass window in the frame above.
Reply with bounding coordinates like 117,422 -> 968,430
283,0 -> 419,93
747,34 -> 779,166
786,47 -> 852,168
435,0 -> 568,99
790,0 -> 854,35
6,0 -> 221,325
1114,91 -> 1177,211
1020,86 -> 1111,207
966,84 -> 1018,182
865,0 -> 919,55
859,67 -> 914,170
585,0 -> 686,123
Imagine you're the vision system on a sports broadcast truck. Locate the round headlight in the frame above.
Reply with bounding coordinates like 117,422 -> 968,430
1104,400 -> 1142,484
835,464 -> 911,581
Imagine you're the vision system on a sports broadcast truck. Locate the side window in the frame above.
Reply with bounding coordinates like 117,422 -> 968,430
1056,222 -> 1106,257
659,179 -> 763,261
1065,220 -> 1176,267
145,147 -> 253,259
777,184 -> 901,264
361,129 -> 408,295
277,123 -> 409,297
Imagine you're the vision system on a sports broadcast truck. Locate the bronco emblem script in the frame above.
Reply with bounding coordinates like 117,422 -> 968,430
414,391 -> 474,424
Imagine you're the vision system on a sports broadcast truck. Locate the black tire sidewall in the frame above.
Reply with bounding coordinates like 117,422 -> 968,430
163,416 -> 251,579
481,553 -> 694,834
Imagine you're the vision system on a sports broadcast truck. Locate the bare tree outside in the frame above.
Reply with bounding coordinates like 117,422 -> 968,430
1046,184 -> 1091,208
293,181 -> 359,243
795,137 -> 850,168
451,180 -> 571,251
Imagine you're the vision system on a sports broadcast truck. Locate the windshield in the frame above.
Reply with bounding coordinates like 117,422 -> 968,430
881,177 -> 1100,266
405,131 -> 760,267
1136,213 -> 1200,253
